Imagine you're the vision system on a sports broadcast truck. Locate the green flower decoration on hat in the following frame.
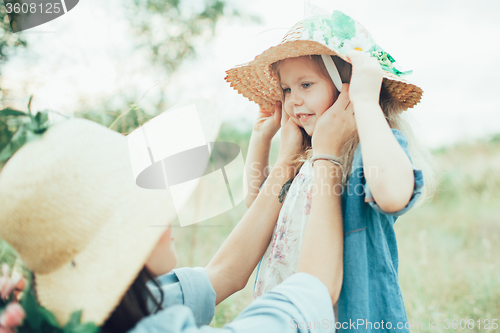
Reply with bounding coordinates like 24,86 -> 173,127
303,11 -> 412,77
0,101 -> 56,168
0,271 -> 99,333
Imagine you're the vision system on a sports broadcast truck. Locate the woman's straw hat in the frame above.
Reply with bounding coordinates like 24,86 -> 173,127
0,118 -> 179,326
225,11 -> 423,112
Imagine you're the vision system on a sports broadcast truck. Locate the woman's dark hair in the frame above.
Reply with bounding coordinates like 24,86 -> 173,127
100,267 -> 165,333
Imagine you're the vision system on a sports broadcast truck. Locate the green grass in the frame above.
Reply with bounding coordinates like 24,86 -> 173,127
395,138 -> 500,332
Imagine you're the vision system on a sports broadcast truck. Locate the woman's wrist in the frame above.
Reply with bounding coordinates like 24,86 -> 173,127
273,159 -> 296,178
251,128 -> 274,144
312,160 -> 342,182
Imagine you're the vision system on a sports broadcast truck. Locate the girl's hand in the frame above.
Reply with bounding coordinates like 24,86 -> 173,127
277,104 -> 303,165
0,264 -> 26,332
253,102 -> 282,142
345,50 -> 383,107
312,84 -> 356,156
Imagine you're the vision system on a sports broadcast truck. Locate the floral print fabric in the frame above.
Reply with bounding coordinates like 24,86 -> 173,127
253,159 -> 315,300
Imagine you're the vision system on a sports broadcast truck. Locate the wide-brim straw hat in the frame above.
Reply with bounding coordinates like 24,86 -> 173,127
225,11 -> 423,113
0,118 -> 182,326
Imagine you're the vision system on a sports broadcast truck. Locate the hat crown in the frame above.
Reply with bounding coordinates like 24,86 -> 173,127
280,11 -> 411,78
281,21 -> 304,43
0,119 -> 130,274
0,117 -> 180,326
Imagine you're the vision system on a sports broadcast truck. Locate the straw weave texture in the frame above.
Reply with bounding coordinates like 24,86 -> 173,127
225,22 -> 422,112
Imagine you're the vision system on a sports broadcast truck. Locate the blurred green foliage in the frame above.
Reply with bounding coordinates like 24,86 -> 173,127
0,1 -> 27,63
125,0 -> 258,74
75,0 -> 259,135
0,1 -> 28,152
0,239 -> 18,269
75,103 -> 154,135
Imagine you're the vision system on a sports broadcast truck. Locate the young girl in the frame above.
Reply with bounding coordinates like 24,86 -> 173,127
225,10 -> 436,332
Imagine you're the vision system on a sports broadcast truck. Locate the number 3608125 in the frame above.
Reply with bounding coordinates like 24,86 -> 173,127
5,2 -> 62,14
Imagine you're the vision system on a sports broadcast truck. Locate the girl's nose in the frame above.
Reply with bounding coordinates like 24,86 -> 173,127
287,90 -> 303,107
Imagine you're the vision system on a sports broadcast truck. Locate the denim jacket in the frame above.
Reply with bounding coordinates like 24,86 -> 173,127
335,128 -> 424,332
128,267 -> 336,332
255,129 -> 424,332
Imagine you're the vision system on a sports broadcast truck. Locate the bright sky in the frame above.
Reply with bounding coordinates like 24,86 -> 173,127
1,0 -> 499,149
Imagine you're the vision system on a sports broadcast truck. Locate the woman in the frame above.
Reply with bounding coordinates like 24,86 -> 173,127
0,95 -> 348,332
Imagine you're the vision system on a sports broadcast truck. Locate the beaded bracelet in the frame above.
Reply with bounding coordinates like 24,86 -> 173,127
310,154 -> 344,180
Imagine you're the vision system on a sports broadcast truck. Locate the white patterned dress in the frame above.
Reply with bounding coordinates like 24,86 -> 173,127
253,159 -> 316,300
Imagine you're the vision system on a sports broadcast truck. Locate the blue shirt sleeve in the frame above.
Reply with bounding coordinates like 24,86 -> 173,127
145,267 -> 216,327
129,270 -> 335,333
363,128 -> 424,217
223,272 -> 335,332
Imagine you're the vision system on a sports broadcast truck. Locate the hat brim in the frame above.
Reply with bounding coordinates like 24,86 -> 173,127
225,40 -> 423,112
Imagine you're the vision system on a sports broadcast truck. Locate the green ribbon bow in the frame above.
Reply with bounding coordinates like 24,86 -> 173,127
0,108 -> 52,167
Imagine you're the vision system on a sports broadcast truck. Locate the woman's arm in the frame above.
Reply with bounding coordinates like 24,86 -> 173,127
294,85 -> 353,304
296,160 -> 343,303
244,103 -> 281,208
347,50 -> 414,213
206,160 -> 295,305
244,132 -> 272,208
206,103 -> 301,305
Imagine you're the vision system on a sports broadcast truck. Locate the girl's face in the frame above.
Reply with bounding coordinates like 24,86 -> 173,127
145,223 -> 177,276
279,56 -> 337,136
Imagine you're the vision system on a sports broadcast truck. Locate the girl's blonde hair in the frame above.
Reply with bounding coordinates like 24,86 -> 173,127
271,55 -> 438,205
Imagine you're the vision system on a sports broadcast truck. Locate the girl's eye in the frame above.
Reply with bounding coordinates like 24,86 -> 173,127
302,83 -> 312,88
282,87 -> 291,94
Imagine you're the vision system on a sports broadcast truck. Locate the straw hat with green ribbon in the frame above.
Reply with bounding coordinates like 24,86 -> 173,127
0,113 -> 179,329
225,11 -> 423,113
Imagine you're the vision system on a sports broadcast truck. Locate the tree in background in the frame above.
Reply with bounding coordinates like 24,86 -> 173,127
77,0 -> 259,135
128,0 -> 228,73
0,2 -> 27,82
1,0 -> 259,150
0,2 -> 27,154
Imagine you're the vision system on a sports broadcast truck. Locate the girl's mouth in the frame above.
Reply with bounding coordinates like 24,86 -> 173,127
297,114 -> 313,123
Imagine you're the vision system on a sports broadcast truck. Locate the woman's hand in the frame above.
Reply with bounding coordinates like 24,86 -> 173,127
345,50 -> 383,107
312,84 -> 356,156
0,264 -> 25,333
253,102 -> 282,142
277,103 -> 303,166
